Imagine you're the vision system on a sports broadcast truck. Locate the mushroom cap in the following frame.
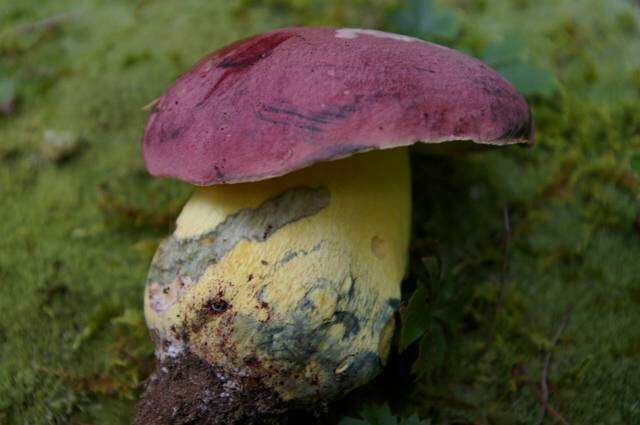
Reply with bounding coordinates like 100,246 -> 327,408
142,27 -> 534,185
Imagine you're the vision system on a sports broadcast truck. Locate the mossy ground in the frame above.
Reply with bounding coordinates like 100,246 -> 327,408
1,0 -> 639,424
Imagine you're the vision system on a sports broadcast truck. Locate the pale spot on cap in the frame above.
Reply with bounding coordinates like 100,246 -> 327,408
334,28 -> 421,42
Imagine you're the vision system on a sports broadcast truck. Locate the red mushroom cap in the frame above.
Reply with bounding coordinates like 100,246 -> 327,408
141,27 -> 534,185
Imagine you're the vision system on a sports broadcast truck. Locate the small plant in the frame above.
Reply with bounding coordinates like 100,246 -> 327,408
481,35 -> 557,97
400,256 -> 455,378
385,0 -> 557,97
631,153 -> 640,176
386,0 -> 461,44
339,404 -> 431,425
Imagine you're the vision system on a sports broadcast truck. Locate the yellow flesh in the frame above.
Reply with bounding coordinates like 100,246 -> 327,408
145,148 -> 411,401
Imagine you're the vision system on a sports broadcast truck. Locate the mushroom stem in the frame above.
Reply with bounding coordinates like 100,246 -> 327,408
137,148 -> 411,423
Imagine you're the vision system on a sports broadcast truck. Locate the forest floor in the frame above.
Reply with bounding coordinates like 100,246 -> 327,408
1,0 -> 640,424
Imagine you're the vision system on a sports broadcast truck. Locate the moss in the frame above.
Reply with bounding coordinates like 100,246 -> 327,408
1,0 -> 640,423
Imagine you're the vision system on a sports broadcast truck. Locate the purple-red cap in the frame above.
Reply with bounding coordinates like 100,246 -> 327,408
141,27 -> 534,185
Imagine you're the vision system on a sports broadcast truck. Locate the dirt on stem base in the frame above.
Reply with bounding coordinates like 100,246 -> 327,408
134,351 -> 294,425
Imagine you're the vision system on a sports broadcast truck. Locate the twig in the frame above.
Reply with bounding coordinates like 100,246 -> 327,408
142,97 -> 161,111
12,12 -> 78,35
534,309 -> 572,425
482,205 -> 511,354
527,383 -> 570,425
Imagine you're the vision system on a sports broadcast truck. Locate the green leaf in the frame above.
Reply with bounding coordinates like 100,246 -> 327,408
361,403 -> 397,425
403,414 -> 432,425
426,8 -> 460,39
481,34 -> 558,97
482,37 -> 527,68
421,256 -> 441,283
412,320 -> 447,377
338,418 -> 371,425
340,406 -> 432,425
389,0 -> 461,41
496,62 -> 557,96
400,282 -> 431,350
631,154 -> 640,176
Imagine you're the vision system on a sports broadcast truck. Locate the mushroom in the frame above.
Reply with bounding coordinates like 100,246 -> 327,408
135,27 -> 533,424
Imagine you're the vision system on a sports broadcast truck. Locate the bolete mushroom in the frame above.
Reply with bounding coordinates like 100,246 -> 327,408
135,27 -> 533,424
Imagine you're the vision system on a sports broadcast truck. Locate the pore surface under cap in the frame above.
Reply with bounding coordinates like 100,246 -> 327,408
141,27 -> 534,185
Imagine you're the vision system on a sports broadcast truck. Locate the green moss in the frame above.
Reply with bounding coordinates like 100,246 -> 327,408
1,0 -> 639,423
